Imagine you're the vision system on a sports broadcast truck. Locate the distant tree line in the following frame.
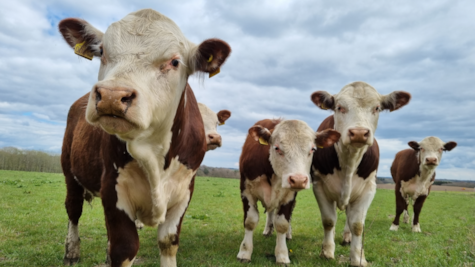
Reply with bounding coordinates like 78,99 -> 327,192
0,147 -> 62,173
196,165 -> 239,179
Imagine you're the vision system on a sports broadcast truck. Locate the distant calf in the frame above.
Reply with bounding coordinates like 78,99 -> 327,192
198,103 -> 231,151
389,137 -> 457,232
237,119 -> 340,265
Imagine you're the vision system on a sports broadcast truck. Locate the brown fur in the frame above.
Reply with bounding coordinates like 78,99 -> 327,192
312,115 -> 379,179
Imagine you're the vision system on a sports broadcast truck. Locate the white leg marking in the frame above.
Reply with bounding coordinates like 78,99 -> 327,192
274,214 -> 290,264
342,217 -> 352,244
237,229 -> 254,262
389,223 -> 399,231
412,223 -> 421,233
120,257 -> 135,267
286,221 -> 292,240
135,219 -> 144,230
263,210 -> 275,236
64,221 -> 80,264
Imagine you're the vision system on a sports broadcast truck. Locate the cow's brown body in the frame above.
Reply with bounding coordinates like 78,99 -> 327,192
62,85 -> 206,265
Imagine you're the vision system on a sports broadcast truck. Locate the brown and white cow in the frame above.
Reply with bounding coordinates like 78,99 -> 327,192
198,103 -> 231,151
237,119 -> 340,264
389,137 -> 457,232
59,9 -> 230,267
310,81 -> 411,266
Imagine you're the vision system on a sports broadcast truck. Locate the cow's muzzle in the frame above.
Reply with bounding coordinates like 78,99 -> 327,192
206,134 -> 222,151
95,87 -> 137,118
348,127 -> 370,146
425,157 -> 438,166
288,174 -> 308,190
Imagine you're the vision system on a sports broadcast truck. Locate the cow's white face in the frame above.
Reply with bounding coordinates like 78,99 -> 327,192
198,103 -> 231,151
408,137 -> 457,169
311,81 -> 411,148
59,9 -> 230,140
250,120 -> 340,190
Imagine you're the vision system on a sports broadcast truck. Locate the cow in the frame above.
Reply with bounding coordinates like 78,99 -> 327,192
198,103 -> 231,151
310,81 -> 411,266
237,119 -> 340,265
135,103 -> 231,229
58,9 -> 231,267
389,137 -> 457,232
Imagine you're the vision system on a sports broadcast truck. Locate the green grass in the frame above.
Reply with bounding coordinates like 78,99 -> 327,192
0,170 -> 474,266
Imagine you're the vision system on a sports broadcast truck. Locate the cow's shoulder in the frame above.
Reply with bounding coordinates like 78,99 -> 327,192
392,149 -> 420,182
164,84 -> 206,171
240,119 -> 281,184
356,139 -> 380,179
313,115 -> 341,175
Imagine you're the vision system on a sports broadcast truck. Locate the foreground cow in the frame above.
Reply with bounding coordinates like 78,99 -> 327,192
59,9 -> 230,267
310,81 -> 411,266
389,137 -> 457,232
198,103 -> 231,151
237,119 -> 340,264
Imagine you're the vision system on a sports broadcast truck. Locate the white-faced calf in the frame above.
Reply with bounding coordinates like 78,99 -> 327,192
390,137 -> 457,232
310,81 -> 411,266
237,119 -> 340,265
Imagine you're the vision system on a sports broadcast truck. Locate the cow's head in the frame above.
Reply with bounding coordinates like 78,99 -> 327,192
249,120 -> 340,190
59,9 -> 231,140
198,103 -> 231,151
311,81 -> 411,148
408,137 -> 457,168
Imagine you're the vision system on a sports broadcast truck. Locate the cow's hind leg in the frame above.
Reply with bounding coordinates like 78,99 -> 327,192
342,214 -> 351,246
63,174 -> 84,265
313,184 -> 337,259
412,195 -> 427,232
263,210 -> 275,237
346,185 -> 376,267
237,193 -> 259,263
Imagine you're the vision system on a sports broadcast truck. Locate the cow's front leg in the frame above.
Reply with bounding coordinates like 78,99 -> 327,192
390,183 -> 408,231
263,210 -> 275,237
342,215 -> 351,245
313,184 -> 337,259
274,194 -> 296,265
346,186 -> 376,267
412,195 -> 427,232
237,194 -> 259,262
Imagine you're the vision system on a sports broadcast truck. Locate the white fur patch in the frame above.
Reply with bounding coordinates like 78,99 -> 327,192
412,223 -> 421,233
389,224 -> 399,231
64,221 -> 80,260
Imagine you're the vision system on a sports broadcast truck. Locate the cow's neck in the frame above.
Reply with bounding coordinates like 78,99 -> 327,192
334,141 -> 368,210
418,164 -> 436,184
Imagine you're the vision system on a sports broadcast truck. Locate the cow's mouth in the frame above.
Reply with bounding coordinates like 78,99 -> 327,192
96,114 -> 138,134
206,143 -> 221,151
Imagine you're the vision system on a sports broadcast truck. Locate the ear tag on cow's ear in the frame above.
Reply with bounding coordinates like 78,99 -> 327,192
258,137 -> 268,146
321,103 -> 328,110
74,41 -> 93,60
317,145 -> 324,148
208,55 -> 213,62
219,121 -> 225,126
209,67 -> 220,78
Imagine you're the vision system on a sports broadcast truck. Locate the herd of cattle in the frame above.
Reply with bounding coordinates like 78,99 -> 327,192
57,9 -> 457,267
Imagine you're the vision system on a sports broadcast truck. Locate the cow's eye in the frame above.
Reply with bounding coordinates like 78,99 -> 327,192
171,59 -> 179,67
311,147 -> 317,152
374,106 -> 380,112
100,47 -> 103,56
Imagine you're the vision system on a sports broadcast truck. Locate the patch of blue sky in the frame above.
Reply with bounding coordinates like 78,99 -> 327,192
44,6 -> 81,36
22,112 -> 65,126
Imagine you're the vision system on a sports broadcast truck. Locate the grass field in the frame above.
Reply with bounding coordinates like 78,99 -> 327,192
0,170 -> 474,267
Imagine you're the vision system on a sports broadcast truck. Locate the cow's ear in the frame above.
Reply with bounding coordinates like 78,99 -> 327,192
249,125 -> 271,146
381,91 -> 411,112
443,141 -> 457,151
58,18 -> 104,59
311,91 -> 335,110
217,110 -> 231,125
191,38 -> 231,76
315,128 -> 341,148
408,141 -> 420,150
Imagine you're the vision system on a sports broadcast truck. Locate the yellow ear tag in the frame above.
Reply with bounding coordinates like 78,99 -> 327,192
321,103 -> 328,110
219,121 -> 225,126
209,67 -> 220,78
208,55 -> 213,62
258,137 -> 268,146
74,41 -> 94,60
317,145 -> 324,148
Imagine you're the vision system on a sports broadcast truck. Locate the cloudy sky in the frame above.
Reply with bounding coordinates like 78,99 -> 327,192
1,0 -> 474,180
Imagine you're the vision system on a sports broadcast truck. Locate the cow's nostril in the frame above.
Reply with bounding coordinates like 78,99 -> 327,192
208,135 -> 214,140
121,92 -> 136,105
364,131 -> 369,137
96,90 -> 102,102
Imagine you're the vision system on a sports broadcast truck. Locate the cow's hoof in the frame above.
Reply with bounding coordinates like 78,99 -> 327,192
320,250 -> 335,260
237,257 -> 251,263
63,257 -> 79,266
276,262 -> 290,267
412,223 -> 421,233
389,224 -> 399,231
341,240 -> 351,246
263,232 -> 273,237
350,259 -> 368,267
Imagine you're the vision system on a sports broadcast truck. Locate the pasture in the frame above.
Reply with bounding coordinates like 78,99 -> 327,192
0,170 -> 474,266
